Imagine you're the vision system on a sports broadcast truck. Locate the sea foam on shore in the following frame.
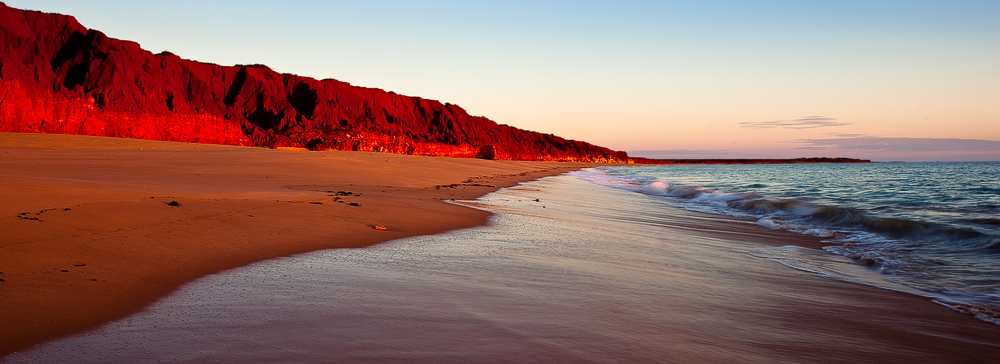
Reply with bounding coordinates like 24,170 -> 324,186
579,162 -> 1000,324
7,172 -> 1000,363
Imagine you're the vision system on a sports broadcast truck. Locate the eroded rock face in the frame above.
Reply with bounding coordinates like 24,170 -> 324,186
0,3 -> 628,162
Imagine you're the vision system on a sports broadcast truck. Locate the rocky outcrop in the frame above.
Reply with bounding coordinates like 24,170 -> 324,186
0,3 -> 628,162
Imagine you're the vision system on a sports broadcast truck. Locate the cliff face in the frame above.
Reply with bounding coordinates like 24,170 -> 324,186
0,3 -> 628,162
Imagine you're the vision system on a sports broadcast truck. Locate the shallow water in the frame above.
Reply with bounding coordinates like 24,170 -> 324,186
7,173 -> 1000,363
581,162 -> 1000,322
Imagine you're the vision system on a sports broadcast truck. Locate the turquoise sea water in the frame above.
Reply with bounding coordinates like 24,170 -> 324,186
581,162 -> 1000,322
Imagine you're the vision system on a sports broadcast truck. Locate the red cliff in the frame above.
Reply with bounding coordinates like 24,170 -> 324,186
0,3 -> 628,162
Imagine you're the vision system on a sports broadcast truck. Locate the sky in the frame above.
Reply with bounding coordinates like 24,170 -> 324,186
7,0 -> 999,161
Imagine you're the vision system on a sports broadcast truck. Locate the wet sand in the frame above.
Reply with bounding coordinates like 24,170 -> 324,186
5,133 -> 1000,362
0,132 -> 585,357
6,173 -> 999,363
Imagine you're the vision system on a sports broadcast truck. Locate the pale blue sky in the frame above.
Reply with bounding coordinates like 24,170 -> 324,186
8,0 -> 999,161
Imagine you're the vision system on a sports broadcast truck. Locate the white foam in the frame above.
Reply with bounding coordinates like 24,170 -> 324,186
756,218 -> 784,229
801,228 -> 835,237
639,181 -> 669,195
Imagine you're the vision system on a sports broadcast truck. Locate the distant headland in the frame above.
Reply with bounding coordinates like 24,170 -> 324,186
630,157 -> 871,165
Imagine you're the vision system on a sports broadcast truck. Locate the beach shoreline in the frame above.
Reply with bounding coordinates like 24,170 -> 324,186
8,170 -> 1000,363
5,133 -> 1000,362
0,132 -> 592,357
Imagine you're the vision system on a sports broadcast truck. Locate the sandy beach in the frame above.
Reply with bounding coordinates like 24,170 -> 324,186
4,133 -> 1000,363
0,132 -> 585,357
3,1 -> 996,361
5,167 -> 1000,363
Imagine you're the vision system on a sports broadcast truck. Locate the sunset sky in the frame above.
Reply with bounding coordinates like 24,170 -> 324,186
9,0 -> 999,161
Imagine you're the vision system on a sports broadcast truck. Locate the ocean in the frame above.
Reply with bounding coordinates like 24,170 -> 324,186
581,162 -> 1000,323
6,162 -> 1000,363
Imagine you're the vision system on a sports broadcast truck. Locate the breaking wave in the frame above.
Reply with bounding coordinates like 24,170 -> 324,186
572,162 -> 1000,325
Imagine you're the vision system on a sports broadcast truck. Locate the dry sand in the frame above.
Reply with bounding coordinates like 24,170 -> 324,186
0,132 -> 588,357
7,133 -> 1000,363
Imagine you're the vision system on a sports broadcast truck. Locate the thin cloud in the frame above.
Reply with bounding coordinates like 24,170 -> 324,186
827,132 -> 869,138
741,116 -> 849,129
797,137 -> 1000,152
